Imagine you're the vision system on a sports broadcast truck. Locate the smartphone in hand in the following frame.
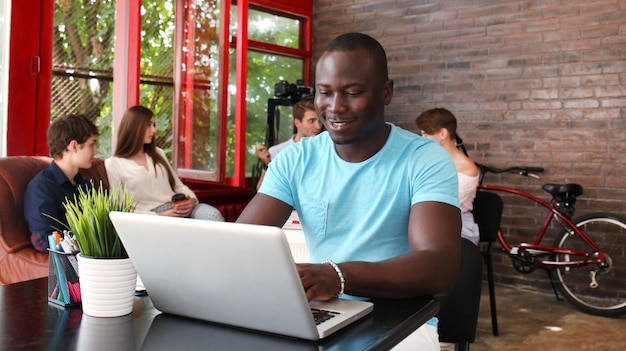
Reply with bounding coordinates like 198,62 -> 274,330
151,193 -> 187,213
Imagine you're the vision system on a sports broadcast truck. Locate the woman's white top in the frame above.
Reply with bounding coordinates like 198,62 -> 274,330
458,172 -> 480,245
105,148 -> 197,215
458,172 -> 479,212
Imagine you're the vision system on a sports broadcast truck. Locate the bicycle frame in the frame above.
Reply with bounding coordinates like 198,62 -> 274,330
478,184 -> 606,268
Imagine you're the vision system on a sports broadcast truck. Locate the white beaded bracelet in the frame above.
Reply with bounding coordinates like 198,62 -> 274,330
322,259 -> 345,297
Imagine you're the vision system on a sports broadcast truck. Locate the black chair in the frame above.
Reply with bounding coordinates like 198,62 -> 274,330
472,190 -> 504,336
437,238 -> 483,351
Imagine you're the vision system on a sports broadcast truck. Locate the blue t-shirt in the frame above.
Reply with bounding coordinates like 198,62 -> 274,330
260,123 -> 459,264
24,161 -> 91,252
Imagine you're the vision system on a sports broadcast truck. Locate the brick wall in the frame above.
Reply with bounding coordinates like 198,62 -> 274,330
313,0 -> 626,292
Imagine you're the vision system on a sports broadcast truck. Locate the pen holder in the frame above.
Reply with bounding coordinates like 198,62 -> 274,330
48,249 -> 81,307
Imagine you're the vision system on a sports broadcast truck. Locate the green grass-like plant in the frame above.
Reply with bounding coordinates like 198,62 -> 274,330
55,182 -> 135,258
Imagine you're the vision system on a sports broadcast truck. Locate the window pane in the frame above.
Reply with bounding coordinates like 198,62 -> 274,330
231,6 -> 302,49
175,0 -> 221,180
228,51 -> 306,177
140,0 -> 175,161
51,0 -> 116,157
248,9 -> 301,48
242,51 -> 304,176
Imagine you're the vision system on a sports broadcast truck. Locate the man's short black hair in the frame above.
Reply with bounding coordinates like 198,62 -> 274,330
323,32 -> 389,80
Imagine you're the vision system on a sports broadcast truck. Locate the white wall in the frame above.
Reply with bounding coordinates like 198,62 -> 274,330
0,0 -> 10,157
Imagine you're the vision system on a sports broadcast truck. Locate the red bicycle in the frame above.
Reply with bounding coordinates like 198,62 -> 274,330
476,163 -> 626,317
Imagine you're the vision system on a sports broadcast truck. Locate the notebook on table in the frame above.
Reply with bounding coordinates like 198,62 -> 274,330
109,211 -> 373,340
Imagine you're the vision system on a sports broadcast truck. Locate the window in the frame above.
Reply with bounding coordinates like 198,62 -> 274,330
173,0 -> 313,187
6,0 -> 312,189
173,0 -> 223,182
51,0 -> 181,158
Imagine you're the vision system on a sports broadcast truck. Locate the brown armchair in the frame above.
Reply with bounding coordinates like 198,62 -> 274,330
0,156 -> 109,284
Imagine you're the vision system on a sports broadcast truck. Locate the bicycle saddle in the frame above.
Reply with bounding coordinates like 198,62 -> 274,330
542,183 -> 583,199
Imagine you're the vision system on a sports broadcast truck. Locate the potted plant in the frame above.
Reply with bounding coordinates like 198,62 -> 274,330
54,182 -> 137,317
63,183 -> 135,258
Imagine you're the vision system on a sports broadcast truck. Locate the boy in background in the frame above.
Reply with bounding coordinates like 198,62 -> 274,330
24,114 -> 99,252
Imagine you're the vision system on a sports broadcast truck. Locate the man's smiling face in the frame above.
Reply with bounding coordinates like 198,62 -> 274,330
314,48 -> 392,148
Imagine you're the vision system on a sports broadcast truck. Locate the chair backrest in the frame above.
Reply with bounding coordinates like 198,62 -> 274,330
0,156 -> 52,250
473,191 -> 504,243
437,238 -> 483,344
0,157 -> 109,252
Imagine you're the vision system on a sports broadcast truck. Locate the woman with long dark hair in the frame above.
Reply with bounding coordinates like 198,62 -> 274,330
105,105 -> 223,221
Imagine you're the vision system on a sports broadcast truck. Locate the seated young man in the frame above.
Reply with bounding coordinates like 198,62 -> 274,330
255,97 -> 322,189
268,96 -> 322,159
238,32 -> 460,351
24,114 -> 99,252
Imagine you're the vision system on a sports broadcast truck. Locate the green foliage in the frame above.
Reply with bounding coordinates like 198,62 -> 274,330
61,183 -> 135,259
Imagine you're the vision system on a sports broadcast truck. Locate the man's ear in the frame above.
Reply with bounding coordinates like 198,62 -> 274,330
67,140 -> 79,153
440,128 -> 450,140
383,79 -> 394,105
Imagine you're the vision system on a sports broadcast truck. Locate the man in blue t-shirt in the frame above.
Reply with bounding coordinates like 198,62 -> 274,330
24,114 -> 99,252
237,33 -> 461,350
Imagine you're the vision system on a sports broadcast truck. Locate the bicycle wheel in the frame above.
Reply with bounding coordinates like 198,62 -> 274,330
550,212 -> 626,317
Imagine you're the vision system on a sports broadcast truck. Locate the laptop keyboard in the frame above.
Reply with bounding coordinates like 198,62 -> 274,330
311,308 -> 340,325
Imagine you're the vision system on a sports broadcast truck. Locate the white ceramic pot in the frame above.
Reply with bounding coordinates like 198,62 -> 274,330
77,254 -> 137,317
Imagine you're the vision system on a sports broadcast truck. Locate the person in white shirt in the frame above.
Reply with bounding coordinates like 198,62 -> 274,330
416,107 -> 480,245
256,97 -> 322,189
269,97 -> 322,159
105,105 -> 223,221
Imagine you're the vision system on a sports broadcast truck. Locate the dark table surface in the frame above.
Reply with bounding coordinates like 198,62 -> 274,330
0,278 -> 438,350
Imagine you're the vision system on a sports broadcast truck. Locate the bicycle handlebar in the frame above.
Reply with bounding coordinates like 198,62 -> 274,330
476,162 -> 544,181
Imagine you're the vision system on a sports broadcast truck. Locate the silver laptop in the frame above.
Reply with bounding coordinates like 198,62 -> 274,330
109,211 -> 373,340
